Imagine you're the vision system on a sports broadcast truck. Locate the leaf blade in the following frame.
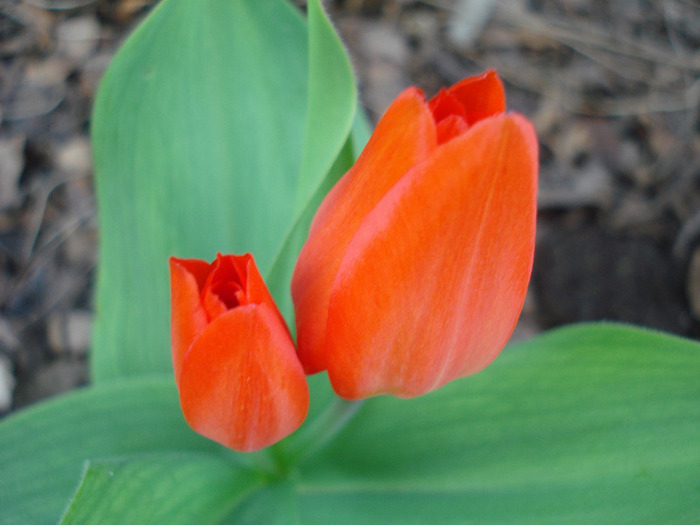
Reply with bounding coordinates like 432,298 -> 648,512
0,376 -> 237,525
299,323 -> 700,524
294,0 -> 357,211
91,0 -> 309,381
60,453 -> 260,525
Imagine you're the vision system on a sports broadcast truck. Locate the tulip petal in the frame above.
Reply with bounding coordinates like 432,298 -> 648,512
292,87 -> 438,373
434,114 -> 470,145
169,257 -> 212,383
242,255 -> 290,332
178,304 -> 309,452
445,69 -> 505,126
326,113 -> 538,399
428,89 -> 468,124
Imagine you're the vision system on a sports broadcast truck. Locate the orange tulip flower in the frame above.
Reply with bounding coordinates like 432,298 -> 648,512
292,70 -> 538,400
169,253 -> 309,452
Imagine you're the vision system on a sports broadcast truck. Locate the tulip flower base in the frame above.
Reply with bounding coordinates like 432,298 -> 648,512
1,324 -> 699,524
0,1 -> 698,523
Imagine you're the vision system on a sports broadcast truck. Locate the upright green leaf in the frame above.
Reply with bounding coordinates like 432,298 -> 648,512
298,323 -> 700,524
294,0 -> 356,211
0,376 -> 238,525
60,454 -> 260,525
267,0 -> 363,317
91,0 -> 312,381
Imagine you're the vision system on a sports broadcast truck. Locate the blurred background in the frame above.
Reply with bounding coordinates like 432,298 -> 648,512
0,0 -> 698,413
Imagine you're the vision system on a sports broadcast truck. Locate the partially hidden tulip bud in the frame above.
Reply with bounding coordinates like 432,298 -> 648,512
169,253 -> 309,452
292,70 -> 538,400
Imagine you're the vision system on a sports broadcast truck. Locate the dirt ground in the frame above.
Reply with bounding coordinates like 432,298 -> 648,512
1,0 -> 699,414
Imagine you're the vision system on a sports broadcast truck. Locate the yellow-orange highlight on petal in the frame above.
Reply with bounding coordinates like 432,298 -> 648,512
170,253 -> 309,452
291,70 -> 538,400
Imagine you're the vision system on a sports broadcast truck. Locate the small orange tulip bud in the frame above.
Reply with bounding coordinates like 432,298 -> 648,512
169,253 -> 309,452
292,71 -> 538,399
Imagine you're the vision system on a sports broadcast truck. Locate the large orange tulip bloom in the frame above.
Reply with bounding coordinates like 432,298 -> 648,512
292,70 -> 538,400
169,253 -> 309,451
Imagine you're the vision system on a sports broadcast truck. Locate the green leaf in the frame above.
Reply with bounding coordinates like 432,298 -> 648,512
297,323 -> 700,524
0,376 -> 240,525
4,325 -> 698,524
60,453 -> 260,525
91,0 -> 306,381
294,0 -> 356,212
91,0 -> 357,382
221,479 -> 301,525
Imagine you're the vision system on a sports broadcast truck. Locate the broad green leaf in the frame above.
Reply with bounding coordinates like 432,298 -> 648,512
60,453 -> 260,525
296,323 -> 700,524
0,376 -> 241,525
4,324 -> 698,524
91,0 -> 356,382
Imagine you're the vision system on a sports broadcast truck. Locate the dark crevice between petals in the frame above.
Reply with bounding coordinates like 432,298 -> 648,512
428,90 -> 469,145
201,253 -> 250,320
